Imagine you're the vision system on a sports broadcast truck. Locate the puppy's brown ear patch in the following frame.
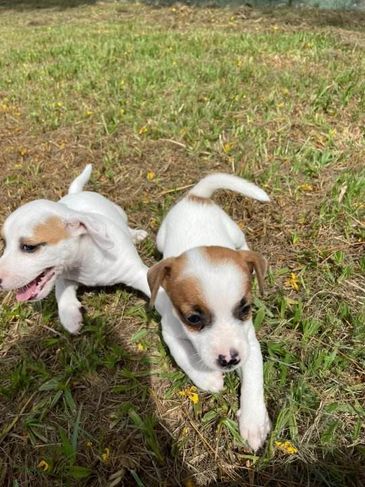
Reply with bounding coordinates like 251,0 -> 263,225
239,250 -> 268,296
147,257 -> 176,308
30,217 -> 69,245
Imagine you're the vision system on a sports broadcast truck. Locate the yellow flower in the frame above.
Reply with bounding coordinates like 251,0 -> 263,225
298,183 -> 313,192
101,447 -> 110,463
84,110 -> 94,117
146,170 -> 156,181
285,273 -> 300,291
179,386 -> 199,404
86,440 -> 93,447
275,440 -> 298,455
223,142 -> 234,154
37,460 -> 50,472
139,125 -> 149,135
136,342 -> 145,351
148,217 -> 159,231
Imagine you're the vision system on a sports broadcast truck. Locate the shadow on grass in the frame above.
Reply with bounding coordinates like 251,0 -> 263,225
1,287 -> 364,486
0,289 -> 194,486
1,0 -> 364,33
248,450 -> 364,487
141,0 -> 365,30
0,0 -> 97,10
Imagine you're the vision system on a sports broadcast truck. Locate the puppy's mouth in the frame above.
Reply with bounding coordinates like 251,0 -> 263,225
16,268 -> 56,302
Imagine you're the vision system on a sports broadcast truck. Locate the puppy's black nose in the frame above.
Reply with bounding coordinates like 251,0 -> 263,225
217,350 -> 241,368
0,278 -> 2,289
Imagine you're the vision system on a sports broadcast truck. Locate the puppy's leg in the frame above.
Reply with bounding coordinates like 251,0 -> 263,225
162,325 -> 224,394
55,278 -> 84,334
237,326 -> 271,451
129,227 -> 148,243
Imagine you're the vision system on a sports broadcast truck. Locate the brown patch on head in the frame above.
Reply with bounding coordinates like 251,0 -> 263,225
165,274 -> 212,331
24,216 -> 69,246
147,254 -> 212,331
186,194 -> 213,205
203,246 -> 267,295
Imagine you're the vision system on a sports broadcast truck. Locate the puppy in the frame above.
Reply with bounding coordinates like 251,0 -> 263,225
0,165 -> 149,333
148,173 -> 271,450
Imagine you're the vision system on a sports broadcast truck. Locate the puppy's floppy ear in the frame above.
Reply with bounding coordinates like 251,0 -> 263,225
239,250 -> 268,296
65,213 -> 114,251
147,257 -> 175,308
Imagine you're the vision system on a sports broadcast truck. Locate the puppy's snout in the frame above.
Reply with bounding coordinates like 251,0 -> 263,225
217,349 -> 241,369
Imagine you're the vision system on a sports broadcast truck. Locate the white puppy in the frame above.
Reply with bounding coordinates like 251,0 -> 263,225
148,174 -> 271,450
0,165 -> 149,333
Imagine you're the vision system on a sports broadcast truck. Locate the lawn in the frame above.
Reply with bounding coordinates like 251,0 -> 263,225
0,1 -> 364,486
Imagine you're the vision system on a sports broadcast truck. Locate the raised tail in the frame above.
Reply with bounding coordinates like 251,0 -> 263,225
188,173 -> 270,202
68,164 -> 92,194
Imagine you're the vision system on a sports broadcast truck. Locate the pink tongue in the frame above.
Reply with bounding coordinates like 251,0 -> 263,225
16,281 -> 38,302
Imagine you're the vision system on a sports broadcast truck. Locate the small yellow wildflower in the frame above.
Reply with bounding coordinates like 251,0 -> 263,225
84,110 -> 94,117
101,447 -> 110,463
146,170 -> 156,181
179,386 -> 199,405
285,273 -> 300,292
298,183 -> 313,192
86,440 -> 93,447
37,459 -> 50,472
223,142 -> 234,154
55,101 -> 63,108
136,342 -> 145,352
149,217 -> 158,230
275,440 -> 298,455
18,147 -> 28,157
139,126 -> 149,135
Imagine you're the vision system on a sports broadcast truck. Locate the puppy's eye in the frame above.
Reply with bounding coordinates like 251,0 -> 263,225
186,313 -> 202,325
236,298 -> 251,321
20,243 -> 41,253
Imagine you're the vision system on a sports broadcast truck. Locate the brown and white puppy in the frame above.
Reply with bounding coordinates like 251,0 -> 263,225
148,173 -> 271,450
0,165 -> 149,333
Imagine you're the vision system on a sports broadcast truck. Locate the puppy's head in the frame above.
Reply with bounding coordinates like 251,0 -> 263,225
148,246 -> 267,371
0,200 -> 112,302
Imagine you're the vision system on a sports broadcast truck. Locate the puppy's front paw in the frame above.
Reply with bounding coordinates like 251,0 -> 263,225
59,305 -> 84,334
131,229 -> 148,243
238,406 -> 271,451
193,371 -> 224,394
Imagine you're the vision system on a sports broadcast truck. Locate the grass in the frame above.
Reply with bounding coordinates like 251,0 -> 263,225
0,1 -> 364,485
